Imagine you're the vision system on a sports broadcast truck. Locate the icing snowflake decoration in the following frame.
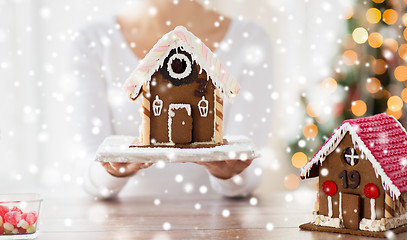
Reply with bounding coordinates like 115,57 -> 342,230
301,113 -> 407,200
123,26 -> 240,100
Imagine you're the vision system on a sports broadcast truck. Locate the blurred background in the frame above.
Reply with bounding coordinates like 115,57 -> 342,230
2,0 -> 405,196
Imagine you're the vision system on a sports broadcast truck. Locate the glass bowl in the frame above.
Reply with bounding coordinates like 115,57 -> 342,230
0,193 -> 42,239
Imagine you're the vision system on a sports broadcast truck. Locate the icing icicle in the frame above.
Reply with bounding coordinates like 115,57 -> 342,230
371,198 -> 376,220
339,192 -> 342,220
328,196 -> 333,218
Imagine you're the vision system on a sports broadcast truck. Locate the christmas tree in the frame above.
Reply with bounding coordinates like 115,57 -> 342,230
290,0 -> 407,170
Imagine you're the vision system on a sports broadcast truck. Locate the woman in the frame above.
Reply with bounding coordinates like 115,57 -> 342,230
71,0 -> 273,199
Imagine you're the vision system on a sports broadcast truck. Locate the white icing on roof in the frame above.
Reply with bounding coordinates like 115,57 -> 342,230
123,26 -> 240,100
301,114 -> 407,200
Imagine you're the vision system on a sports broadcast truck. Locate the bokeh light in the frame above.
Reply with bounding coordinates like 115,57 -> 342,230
342,34 -> 356,49
387,108 -> 402,119
387,96 -> 403,111
404,29 -> 407,42
342,50 -> 358,65
351,100 -> 367,116
303,123 -> 318,139
352,27 -> 368,44
402,88 -> 407,103
383,9 -> 398,25
398,44 -> 407,60
383,38 -> 399,52
368,32 -> 383,48
403,13 -> 407,26
372,59 -> 387,75
284,174 -> 299,190
366,8 -> 381,24
394,65 -> 407,81
372,0 -> 384,3
344,6 -> 354,20
306,103 -> 320,118
321,77 -> 337,93
366,77 -> 381,93
291,152 -> 308,168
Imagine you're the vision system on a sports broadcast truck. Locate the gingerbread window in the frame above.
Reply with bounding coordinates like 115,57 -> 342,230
343,147 -> 359,166
167,53 -> 192,79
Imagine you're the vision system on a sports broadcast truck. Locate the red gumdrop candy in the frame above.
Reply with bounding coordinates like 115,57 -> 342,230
0,226 -> 4,234
23,212 -> 37,225
0,205 -> 9,219
10,206 -> 23,214
322,180 -> 337,196
4,211 -> 22,226
18,227 -> 26,234
364,183 -> 379,199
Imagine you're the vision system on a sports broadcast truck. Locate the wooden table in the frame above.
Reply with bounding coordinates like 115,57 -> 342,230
37,191 -> 407,239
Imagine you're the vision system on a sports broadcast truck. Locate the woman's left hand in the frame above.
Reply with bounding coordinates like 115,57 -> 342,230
195,160 -> 253,180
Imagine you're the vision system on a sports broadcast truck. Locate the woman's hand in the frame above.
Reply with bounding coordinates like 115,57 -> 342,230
196,160 -> 253,180
101,162 -> 153,178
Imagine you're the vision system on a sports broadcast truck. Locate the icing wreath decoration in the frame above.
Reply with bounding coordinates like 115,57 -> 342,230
160,48 -> 198,86
167,53 -> 192,79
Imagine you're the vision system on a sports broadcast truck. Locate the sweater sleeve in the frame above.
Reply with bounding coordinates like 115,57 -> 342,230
208,21 -> 273,197
70,27 -> 129,199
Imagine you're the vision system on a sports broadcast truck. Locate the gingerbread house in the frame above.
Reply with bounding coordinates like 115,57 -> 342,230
300,113 -> 407,234
123,26 -> 239,146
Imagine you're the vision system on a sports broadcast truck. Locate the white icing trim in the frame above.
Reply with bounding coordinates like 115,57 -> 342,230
167,53 -> 192,79
328,196 -> 333,218
124,26 -> 239,100
339,192 -> 343,221
168,104 -> 192,143
301,122 -> 402,199
370,198 -> 376,220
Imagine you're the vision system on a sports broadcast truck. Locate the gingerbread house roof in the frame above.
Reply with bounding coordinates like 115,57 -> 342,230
301,113 -> 407,199
123,26 -> 240,100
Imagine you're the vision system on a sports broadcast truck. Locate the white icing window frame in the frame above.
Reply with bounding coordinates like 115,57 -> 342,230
152,95 -> 163,116
167,53 -> 192,79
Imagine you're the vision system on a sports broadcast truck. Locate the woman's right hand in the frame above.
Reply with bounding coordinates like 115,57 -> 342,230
101,162 -> 153,178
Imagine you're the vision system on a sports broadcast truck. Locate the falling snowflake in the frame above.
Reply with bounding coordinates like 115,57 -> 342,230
194,203 -> 201,210
266,222 -> 274,231
222,209 -> 230,218
175,174 -> 183,183
249,197 -> 258,206
162,222 -> 171,231
199,185 -> 208,194
64,218 -> 72,226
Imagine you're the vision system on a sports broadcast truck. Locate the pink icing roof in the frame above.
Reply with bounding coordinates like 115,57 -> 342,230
123,26 -> 240,100
301,113 -> 407,199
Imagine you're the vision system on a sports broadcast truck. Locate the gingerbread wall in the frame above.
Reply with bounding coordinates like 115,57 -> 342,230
318,133 -> 385,220
148,50 -> 216,144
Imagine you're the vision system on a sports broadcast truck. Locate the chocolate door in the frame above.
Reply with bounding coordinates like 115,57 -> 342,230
168,104 -> 193,144
341,193 -> 360,230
